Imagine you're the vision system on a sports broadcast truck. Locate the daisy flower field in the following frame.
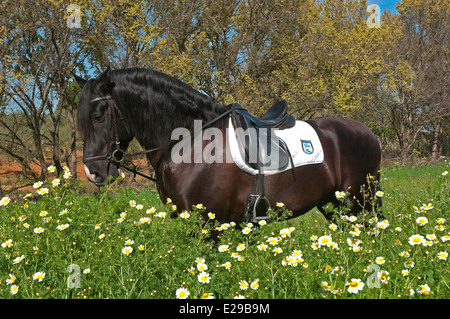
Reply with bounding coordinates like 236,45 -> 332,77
0,163 -> 448,299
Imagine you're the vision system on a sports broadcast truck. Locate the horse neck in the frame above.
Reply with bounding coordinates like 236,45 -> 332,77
117,81 -> 224,165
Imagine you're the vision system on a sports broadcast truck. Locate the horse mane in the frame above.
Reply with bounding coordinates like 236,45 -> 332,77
77,67 -> 225,146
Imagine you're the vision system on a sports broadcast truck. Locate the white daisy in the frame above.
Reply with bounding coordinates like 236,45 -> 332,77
176,287 -> 190,299
346,278 -> 364,294
32,271 -> 46,282
197,271 -> 211,284
0,196 -> 11,206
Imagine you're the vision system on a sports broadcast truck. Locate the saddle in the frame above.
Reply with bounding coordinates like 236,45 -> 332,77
231,100 -> 295,171
229,100 -> 296,223
234,100 -> 295,129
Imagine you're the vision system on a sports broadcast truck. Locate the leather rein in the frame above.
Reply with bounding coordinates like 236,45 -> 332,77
82,95 -> 243,182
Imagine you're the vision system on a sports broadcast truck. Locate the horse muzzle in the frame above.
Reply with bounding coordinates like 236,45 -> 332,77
83,164 -> 119,186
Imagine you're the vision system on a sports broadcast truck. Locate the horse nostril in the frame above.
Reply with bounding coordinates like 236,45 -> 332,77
94,175 -> 104,184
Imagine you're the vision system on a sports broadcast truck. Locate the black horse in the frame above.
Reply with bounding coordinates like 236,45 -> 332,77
75,67 -> 381,223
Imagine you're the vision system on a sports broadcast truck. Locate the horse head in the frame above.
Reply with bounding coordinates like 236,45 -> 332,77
75,67 -> 133,186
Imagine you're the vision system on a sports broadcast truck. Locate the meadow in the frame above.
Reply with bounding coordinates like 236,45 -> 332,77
0,161 -> 448,299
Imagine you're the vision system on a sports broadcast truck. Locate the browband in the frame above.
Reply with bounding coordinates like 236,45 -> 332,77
89,95 -> 113,103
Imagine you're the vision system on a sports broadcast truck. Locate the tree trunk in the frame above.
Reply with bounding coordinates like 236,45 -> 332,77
431,119 -> 442,161
51,119 -> 63,176
66,100 -> 78,179
31,116 -> 47,180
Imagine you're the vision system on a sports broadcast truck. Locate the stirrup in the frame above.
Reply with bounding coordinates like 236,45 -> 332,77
244,194 -> 271,223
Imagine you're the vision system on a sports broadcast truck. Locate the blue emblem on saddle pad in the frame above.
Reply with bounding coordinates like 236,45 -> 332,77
301,140 -> 314,154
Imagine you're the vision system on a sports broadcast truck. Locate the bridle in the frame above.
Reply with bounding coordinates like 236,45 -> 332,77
82,94 -> 244,182
82,95 -> 130,164
82,95 -> 161,181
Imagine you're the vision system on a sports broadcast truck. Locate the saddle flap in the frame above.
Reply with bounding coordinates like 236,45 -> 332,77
231,113 -> 291,171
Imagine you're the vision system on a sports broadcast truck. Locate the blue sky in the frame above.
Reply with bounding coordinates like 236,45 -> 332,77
367,0 -> 401,13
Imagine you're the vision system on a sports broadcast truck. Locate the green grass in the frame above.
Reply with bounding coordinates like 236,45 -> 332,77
0,162 -> 448,299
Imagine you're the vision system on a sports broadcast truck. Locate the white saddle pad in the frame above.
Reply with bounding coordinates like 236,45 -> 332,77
227,117 -> 324,175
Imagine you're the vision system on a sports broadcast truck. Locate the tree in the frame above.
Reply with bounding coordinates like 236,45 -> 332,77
80,0 -> 158,69
1,0 -> 448,187
390,0 -> 449,160
0,0 -> 89,179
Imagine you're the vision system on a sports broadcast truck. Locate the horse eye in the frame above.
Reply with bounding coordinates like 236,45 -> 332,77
92,114 -> 104,123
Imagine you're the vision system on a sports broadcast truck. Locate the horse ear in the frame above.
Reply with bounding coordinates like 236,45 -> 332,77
73,73 -> 87,88
97,66 -> 112,91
